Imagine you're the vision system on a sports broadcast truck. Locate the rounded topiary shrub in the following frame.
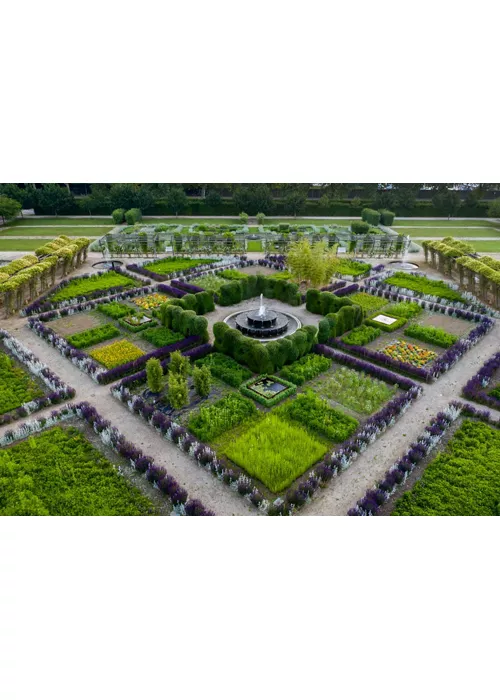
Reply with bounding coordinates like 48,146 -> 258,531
112,208 -> 126,224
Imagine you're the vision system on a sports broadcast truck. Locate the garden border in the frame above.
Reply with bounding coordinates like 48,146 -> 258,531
126,257 -> 240,282
0,401 -> 214,516
347,401 -> 500,516
462,350 -> 500,411
0,329 -> 75,426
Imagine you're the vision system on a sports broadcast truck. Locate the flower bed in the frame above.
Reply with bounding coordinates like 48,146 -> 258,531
97,301 -> 132,319
88,339 -> 145,369
309,365 -> 396,415
279,353 -> 332,385
275,391 -> 359,442
187,392 -> 257,442
28,315 -> 201,384
334,283 -> 360,297
381,340 -> 437,368
328,312 -> 494,382
404,323 -> 458,348
111,343 -> 422,515
67,323 -> 121,349
140,326 -> 184,348
195,352 -> 253,388
383,272 -> 465,302
224,413 -> 329,493
134,293 -> 172,311
349,403 -> 500,516
347,292 -> 386,312
342,324 -> 381,346
0,330 -> 75,426
462,351 -> 500,411
240,375 -> 297,407
22,270 -> 145,316
0,402 -> 213,516
383,301 -> 422,319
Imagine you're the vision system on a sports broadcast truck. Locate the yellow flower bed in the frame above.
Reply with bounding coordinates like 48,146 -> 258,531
134,294 -> 171,311
89,339 -> 145,369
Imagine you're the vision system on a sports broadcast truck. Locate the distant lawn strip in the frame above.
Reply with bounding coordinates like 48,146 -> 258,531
195,352 -> 253,387
0,426 -> 156,516
50,271 -> 137,302
384,272 -> 465,302
4,217 -> 114,227
224,413 -> 329,493
395,227 -> 500,238
246,240 -> 263,252
0,239 -> 58,251
0,352 -> 44,415
470,240 -> 500,253
67,323 -> 120,349
404,323 -> 458,349
394,219 -> 500,228
0,226 -> 112,237
393,420 -> 500,516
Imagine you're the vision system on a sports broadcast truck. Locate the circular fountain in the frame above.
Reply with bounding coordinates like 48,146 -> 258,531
224,294 -> 300,342
388,260 -> 420,271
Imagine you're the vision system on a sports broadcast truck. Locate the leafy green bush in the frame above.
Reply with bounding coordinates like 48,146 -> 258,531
0,426 -> 156,515
218,269 -> 248,281
0,352 -> 43,415
348,292 -> 387,312
404,323 -> 458,348
280,353 -> 331,385
195,352 -> 252,387
393,420 -> 500,516
97,301 -> 132,319
188,393 -> 257,442
140,326 -> 184,348
167,372 -> 188,409
169,350 -> 190,377
384,301 -> 422,319
306,288 -> 353,315
192,365 -> 212,398
51,272 -> 137,302
224,413 -> 328,492
125,208 -> 142,224
379,209 -> 395,225
162,304 -> 209,341
112,208 -> 126,224
146,358 -> 164,393
342,324 -> 381,345
384,272 -> 464,302
310,366 -> 396,415
361,208 -> 381,226
351,221 -> 370,235
67,323 -> 120,349
276,391 -> 358,442
335,260 -> 372,276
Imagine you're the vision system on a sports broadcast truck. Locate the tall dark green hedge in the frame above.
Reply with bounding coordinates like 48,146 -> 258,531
306,288 -> 354,315
212,322 -> 318,374
317,304 -> 363,342
361,208 -> 381,226
161,304 -> 209,341
218,274 -> 301,306
379,209 -> 395,225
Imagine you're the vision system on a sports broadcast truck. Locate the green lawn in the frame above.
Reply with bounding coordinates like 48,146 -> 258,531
2,217 -> 114,227
0,226 -> 111,238
394,227 -> 500,238
0,239 -> 54,251
394,219 -> 500,228
470,240 -> 500,253
246,240 -> 263,252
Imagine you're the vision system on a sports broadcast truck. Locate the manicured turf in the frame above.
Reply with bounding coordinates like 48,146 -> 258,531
246,240 -> 263,252
2,217 -> 114,227
0,426 -> 156,515
394,219 -> 500,228
394,227 -> 500,238
0,239 -> 52,251
50,271 -> 137,302
470,240 -> 500,253
0,226 -> 112,237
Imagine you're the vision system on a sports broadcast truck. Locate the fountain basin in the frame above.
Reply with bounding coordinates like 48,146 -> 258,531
388,261 -> 419,270
224,307 -> 301,342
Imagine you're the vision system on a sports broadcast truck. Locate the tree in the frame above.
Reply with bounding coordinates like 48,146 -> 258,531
167,372 -> 189,409
239,212 -> 249,224
169,350 -> 189,377
287,239 -> 338,287
205,190 -> 222,208
488,198 -> 500,218
192,365 -> 212,398
108,183 -> 139,211
0,196 -> 22,223
256,212 -> 266,224
146,358 -> 164,393
319,194 -> 330,209
166,186 -> 188,216
284,190 -> 307,217
393,184 -> 419,211
233,184 -> 274,214
37,184 -> 74,215
373,190 -> 397,210
432,189 -> 462,216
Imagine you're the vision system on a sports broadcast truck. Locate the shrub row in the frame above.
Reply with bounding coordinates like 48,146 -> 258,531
218,274 -> 301,306
157,285 -> 214,314
317,304 -> 364,343
306,288 -> 354,315
195,352 -> 253,387
161,304 -> 209,342
213,322 -> 318,374
67,323 -> 121,349
462,350 -> 500,411
342,324 -> 381,346
361,208 -> 381,226
404,323 -> 458,348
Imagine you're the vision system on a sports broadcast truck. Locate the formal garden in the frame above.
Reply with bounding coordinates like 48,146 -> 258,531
1,229 -> 499,516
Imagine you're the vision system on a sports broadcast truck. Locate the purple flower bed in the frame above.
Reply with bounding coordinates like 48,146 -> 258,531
462,350 -> 500,411
0,330 -> 75,426
156,283 -> 186,298
320,280 -> 347,292
257,255 -> 286,271
22,270 -> 147,317
347,401 -> 498,516
329,316 -> 494,382
0,401 -> 214,515
126,263 -> 165,281
171,279 -> 204,294
334,283 -> 359,297
27,316 -> 201,385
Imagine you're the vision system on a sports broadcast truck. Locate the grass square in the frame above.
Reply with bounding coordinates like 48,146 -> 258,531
225,413 -> 328,493
89,339 -> 145,369
0,352 -> 44,415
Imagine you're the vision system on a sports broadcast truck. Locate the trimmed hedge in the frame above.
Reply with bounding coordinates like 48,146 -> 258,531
161,304 -> 209,342
67,323 -> 120,349
218,274 -> 301,306
195,352 -> 253,387
351,221 -> 370,235
379,209 -> 395,225
404,323 -> 458,348
317,303 -> 364,343
306,288 -> 354,315
361,208 -> 381,226
240,375 -> 297,407
342,324 -> 382,346
213,322 -> 318,374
